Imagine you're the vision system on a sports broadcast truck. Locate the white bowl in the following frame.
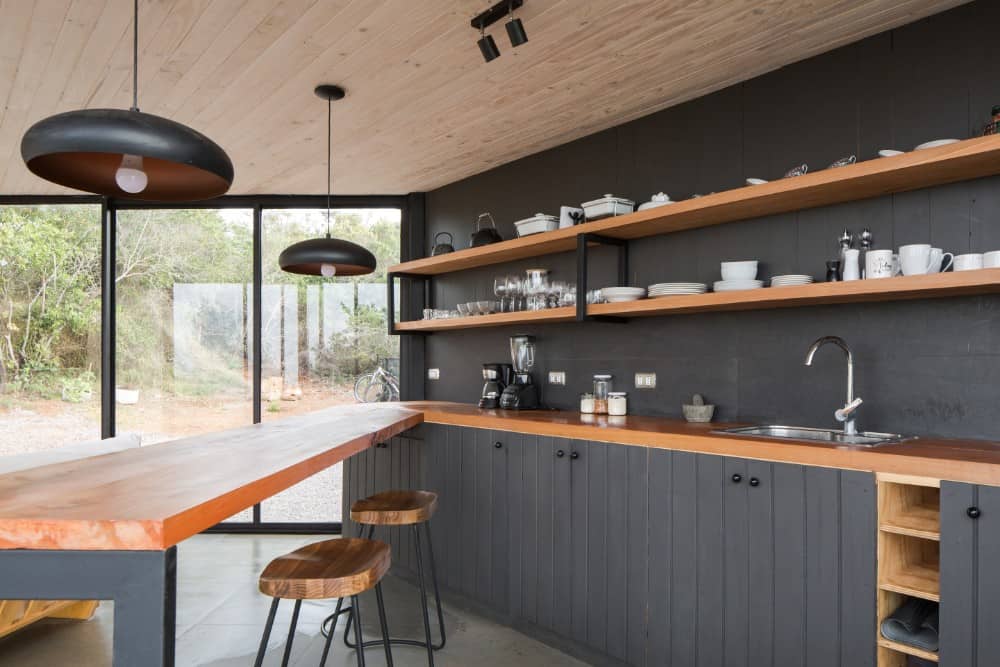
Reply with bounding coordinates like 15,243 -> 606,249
720,260 -> 758,281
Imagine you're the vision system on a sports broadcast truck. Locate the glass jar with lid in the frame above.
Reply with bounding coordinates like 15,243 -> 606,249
592,374 -> 612,414
579,392 -> 595,414
608,391 -> 627,416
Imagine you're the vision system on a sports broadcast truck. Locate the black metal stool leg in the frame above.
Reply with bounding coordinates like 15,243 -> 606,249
375,582 -> 394,667
423,521 -> 447,650
412,525 -> 435,667
281,599 -> 302,667
320,598 -> 355,667
351,595 -> 366,667
254,597 -> 280,667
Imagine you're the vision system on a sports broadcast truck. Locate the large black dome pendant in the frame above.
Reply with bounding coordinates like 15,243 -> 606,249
278,84 -> 376,278
21,108 -> 233,201
19,0 -> 232,201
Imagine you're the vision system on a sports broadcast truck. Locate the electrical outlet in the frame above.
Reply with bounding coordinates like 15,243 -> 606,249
548,371 -> 566,385
635,372 -> 656,389
427,368 -> 440,380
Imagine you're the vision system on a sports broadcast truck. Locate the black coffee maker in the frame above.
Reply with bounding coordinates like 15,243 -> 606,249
479,363 -> 513,409
499,334 -> 539,409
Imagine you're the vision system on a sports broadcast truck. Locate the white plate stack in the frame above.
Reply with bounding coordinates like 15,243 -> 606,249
601,287 -> 647,302
647,282 -> 708,297
770,274 -> 814,288
713,280 -> 765,292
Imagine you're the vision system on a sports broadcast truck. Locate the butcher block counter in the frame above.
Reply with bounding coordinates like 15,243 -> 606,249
411,401 -> 1000,485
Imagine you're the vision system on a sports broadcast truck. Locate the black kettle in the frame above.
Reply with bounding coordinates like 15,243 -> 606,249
470,213 -> 503,247
431,231 -> 455,256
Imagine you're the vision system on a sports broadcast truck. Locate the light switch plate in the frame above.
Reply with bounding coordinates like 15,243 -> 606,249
635,372 -> 656,389
548,371 -> 566,385
427,368 -> 440,380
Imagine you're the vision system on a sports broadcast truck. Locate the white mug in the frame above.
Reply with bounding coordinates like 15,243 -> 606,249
954,253 -> 984,271
929,247 -> 954,273
842,249 -> 860,281
984,250 -> 1000,268
899,244 -> 935,276
865,249 -> 894,278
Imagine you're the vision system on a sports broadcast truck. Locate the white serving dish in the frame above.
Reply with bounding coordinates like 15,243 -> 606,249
721,260 -> 758,281
514,213 -> 558,237
581,194 -> 635,220
915,139 -> 959,150
746,178 -> 768,186
713,280 -> 764,292
878,149 -> 904,158
637,192 -> 673,211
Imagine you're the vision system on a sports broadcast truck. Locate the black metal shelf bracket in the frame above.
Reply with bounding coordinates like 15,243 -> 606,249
387,271 -> 432,335
576,232 -> 629,323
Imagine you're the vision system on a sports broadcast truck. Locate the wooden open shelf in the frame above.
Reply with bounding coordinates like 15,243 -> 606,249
395,270 -> 1000,331
391,135 -> 1000,276
879,563 -> 941,602
878,637 -> 939,663
879,479 -> 941,541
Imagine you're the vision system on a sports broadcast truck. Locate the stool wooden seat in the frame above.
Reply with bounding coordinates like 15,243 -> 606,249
259,537 -> 391,599
255,538 -> 393,667
350,490 -> 438,526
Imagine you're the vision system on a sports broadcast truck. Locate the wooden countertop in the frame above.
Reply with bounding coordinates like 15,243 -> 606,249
4,401 -> 998,551
0,404 -> 422,551
408,402 -> 1000,486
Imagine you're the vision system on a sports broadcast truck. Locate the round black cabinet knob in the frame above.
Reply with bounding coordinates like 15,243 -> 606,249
731,474 -> 743,483
556,449 -> 565,458
967,506 -> 982,519
570,451 -> 580,460
494,441 -> 503,449
749,477 -> 760,487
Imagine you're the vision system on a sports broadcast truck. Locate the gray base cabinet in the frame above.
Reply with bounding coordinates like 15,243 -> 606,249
348,424 -> 877,666
941,481 -> 1000,667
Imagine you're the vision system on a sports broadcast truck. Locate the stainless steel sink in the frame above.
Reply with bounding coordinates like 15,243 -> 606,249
716,425 -> 912,447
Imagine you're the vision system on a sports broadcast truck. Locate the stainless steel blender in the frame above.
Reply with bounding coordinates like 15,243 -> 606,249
500,334 -> 539,409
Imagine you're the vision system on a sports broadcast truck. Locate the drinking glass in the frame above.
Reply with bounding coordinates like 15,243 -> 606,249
494,276 -> 508,311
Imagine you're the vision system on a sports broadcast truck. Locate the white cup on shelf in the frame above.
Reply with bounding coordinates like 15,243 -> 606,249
865,249 -> 894,279
899,244 -> 935,276
929,248 -> 954,273
954,253 -> 984,271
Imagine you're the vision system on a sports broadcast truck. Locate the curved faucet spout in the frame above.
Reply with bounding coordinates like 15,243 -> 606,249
804,336 -> 858,435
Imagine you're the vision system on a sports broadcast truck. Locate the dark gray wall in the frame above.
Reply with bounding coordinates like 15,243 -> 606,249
420,1 -> 1000,440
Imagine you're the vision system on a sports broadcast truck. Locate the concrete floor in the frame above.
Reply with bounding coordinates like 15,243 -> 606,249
0,534 -> 586,666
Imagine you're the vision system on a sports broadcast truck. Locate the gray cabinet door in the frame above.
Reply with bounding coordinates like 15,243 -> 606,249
941,481 -> 1000,667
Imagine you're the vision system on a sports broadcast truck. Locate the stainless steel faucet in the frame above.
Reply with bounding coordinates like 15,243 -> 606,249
804,336 -> 863,436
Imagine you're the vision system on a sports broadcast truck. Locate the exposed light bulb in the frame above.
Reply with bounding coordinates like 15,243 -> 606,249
320,263 -> 337,277
115,154 -> 148,193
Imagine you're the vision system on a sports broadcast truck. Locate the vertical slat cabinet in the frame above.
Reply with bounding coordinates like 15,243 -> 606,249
940,481 -> 1000,666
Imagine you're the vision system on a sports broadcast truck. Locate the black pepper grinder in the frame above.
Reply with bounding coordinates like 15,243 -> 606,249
859,228 -> 873,279
837,229 -> 854,280
826,260 -> 841,282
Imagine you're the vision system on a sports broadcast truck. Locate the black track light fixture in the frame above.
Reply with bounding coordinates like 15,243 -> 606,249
478,27 -> 500,63
471,0 -> 525,62
506,1 -> 528,47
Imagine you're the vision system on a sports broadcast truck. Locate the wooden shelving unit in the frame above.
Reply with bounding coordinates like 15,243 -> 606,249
395,270 -> 1000,331
391,135 -> 1000,277
877,475 -> 942,666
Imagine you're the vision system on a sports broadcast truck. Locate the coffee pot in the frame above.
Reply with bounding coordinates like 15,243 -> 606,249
470,212 -> 503,248
479,363 -> 513,409
431,231 -> 455,256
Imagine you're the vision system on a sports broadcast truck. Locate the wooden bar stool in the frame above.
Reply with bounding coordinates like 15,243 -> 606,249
255,537 -> 393,667
325,490 -> 445,666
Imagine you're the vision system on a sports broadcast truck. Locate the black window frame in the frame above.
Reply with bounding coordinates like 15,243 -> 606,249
0,193 -> 418,535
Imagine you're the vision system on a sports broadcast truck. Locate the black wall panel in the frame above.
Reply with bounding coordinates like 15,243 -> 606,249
420,1 -> 1000,440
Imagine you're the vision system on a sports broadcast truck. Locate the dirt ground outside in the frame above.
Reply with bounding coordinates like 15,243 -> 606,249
0,380 -> 365,523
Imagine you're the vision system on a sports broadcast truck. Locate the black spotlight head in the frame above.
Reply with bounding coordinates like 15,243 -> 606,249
478,33 -> 500,62
506,17 -> 528,47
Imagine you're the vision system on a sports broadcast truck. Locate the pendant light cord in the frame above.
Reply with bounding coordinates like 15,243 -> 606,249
326,96 -> 332,238
131,0 -> 138,111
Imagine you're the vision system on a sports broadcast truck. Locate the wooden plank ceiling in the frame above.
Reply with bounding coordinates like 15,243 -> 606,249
0,0 -> 968,196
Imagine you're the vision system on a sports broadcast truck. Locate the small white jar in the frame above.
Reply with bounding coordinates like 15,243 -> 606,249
608,392 -> 628,416
580,393 -> 595,414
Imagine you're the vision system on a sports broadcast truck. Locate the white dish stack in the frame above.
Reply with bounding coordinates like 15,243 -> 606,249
714,261 -> 764,292
648,282 -> 708,297
770,274 -> 814,287
601,287 -> 647,302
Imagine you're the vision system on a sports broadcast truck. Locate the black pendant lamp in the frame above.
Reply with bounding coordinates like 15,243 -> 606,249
278,85 -> 376,277
20,0 -> 233,201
